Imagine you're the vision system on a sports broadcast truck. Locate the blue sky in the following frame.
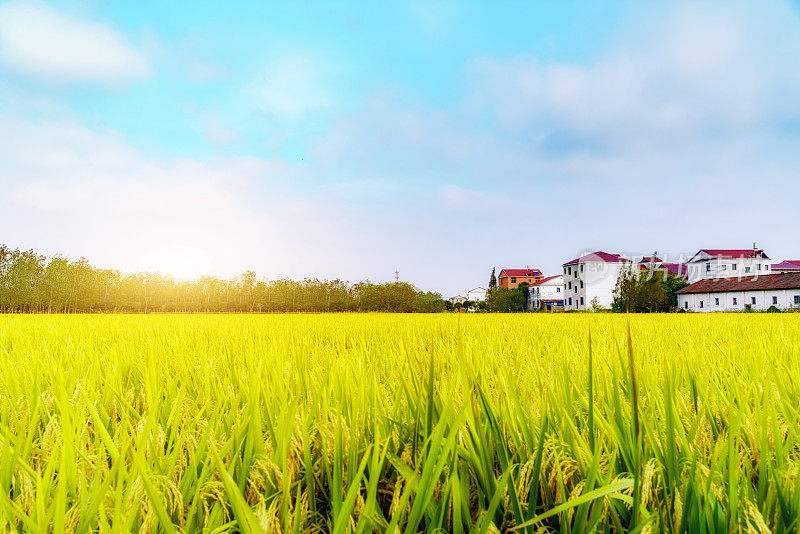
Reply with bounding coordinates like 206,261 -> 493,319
1,0 -> 799,296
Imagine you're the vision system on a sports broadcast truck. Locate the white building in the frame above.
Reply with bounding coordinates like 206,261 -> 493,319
527,275 -> 564,311
677,273 -> 800,312
562,251 -> 634,311
686,248 -> 772,283
448,295 -> 467,305
466,287 -> 487,301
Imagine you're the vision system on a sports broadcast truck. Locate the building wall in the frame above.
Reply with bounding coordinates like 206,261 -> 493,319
528,276 -> 564,308
466,288 -> 487,301
562,261 -> 633,310
678,289 -> 800,312
687,257 -> 773,283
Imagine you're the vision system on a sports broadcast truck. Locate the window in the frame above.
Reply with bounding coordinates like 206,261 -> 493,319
715,298 -> 719,305
568,297 -> 572,305
580,297 -> 584,306
568,267 -> 572,275
580,264 -> 584,273
752,297 -> 756,305
511,277 -> 516,284
684,301 -> 688,309
580,280 -> 584,288
757,264 -> 762,271
733,297 -> 737,305
765,265 -> 770,271
732,263 -> 737,270
773,296 -> 778,305
706,264 -> 711,272
795,295 -> 800,305
745,267 -> 750,273
568,281 -> 572,289
556,287 -> 560,293
700,301 -> 704,308
722,264 -> 727,271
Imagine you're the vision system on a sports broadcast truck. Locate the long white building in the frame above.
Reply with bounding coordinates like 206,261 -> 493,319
562,251 -> 634,310
686,248 -> 772,283
677,273 -> 800,312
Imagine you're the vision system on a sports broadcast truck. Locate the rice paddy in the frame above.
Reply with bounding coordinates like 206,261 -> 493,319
0,313 -> 798,532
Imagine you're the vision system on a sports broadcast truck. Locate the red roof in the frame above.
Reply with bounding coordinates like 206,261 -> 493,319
696,249 -> 770,260
532,275 -> 562,285
564,251 -> 629,266
772,260 -> 800,271
661,263 -> 688,277
640,256 -> 662,263
677,273 -> 800,294
499,268 -> 542,278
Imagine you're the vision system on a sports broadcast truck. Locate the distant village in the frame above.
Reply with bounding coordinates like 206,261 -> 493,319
450,246 -> 800,312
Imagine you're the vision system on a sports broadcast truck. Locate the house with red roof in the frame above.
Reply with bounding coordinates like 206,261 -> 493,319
497,268 -> 543,289
686,248 -> 772,283
562,251 -> 634,310
677,273 -> 800,312
772,260 -> 800,274
527,275 -> 564,311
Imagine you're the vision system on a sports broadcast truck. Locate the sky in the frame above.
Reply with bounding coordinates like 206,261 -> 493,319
1,0 -> 800,297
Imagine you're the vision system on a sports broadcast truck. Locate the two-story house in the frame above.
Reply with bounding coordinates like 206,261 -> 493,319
498,268 -> 543,289
527,275 -> 564,311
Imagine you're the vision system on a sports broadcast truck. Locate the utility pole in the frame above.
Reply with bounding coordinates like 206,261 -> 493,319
394,269 -> 399,283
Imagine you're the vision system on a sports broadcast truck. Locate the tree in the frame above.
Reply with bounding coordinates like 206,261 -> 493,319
488,268 -> 497,291
0,243 -> 449,314
613,267 -> 685,313
663,274 -> 689,310
612,266 -> 638,312
517,282 -> 530,310
486,287 -> 526,312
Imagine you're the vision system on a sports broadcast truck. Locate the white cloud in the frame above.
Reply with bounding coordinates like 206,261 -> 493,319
246,53 -> 332,118
0,0 -> 149,85
0,113 -> 360,280
469,1 -> 800,142
201,115 -> 237,145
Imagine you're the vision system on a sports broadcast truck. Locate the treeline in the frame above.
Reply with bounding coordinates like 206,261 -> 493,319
612,268 -> 689,312
0,245 -> 446,313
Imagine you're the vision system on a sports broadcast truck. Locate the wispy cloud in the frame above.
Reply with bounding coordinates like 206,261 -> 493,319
245,52 -> 333,119
468,1 -> 800,143
0,0 -> 149,86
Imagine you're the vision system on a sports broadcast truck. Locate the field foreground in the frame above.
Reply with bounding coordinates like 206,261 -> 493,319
0,314 -> 799,533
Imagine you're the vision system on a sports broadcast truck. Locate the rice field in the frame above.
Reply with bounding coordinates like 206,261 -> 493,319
0,313 -> 798,533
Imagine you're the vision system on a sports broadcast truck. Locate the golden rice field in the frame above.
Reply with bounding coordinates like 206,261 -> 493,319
0,313 -> 799,533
